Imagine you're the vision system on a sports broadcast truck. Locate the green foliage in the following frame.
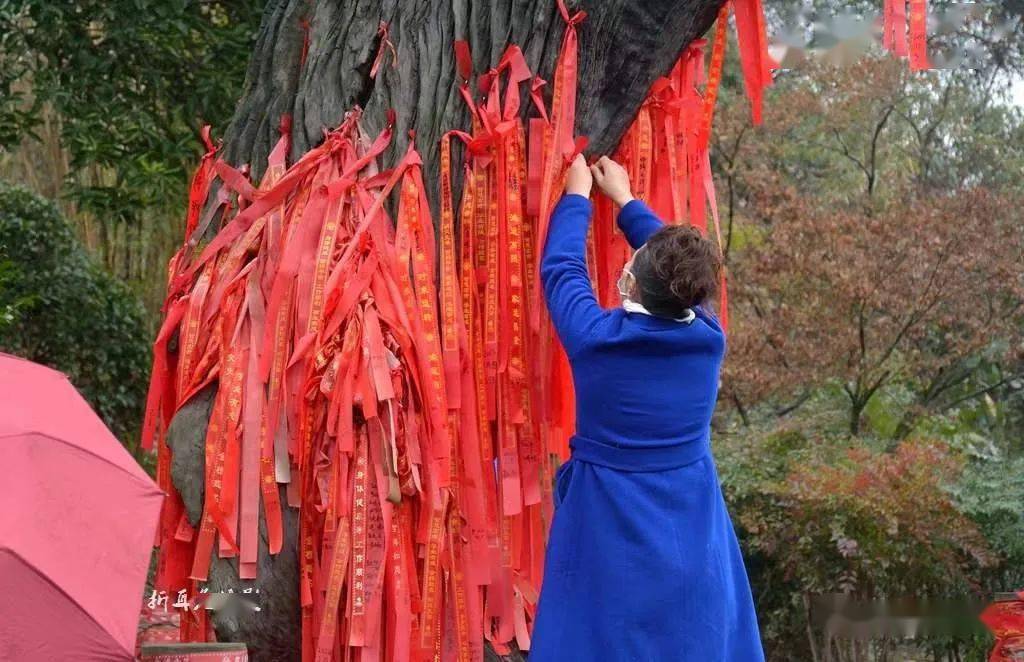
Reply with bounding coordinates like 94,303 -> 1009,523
715,354 -> 1024,656
953,456 -> 1024,573
0,0 -> 261,304
716,424 -> 1000,659
0,180 -> 150,448
0,0 -> 262,220
0,255 -> 31,329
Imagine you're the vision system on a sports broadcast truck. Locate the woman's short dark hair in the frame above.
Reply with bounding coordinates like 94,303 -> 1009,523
630,225 -> 722,318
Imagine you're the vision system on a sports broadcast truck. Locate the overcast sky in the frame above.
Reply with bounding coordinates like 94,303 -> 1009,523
1013,75 -> 1024,107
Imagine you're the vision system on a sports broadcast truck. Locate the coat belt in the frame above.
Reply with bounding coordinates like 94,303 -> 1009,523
568,433 -> 711,472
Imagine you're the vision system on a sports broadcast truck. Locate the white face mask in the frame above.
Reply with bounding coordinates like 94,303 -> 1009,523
617,248 -> 642,305
617,265 -> 635,304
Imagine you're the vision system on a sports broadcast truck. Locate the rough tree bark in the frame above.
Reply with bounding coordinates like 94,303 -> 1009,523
167,1 -> 725,659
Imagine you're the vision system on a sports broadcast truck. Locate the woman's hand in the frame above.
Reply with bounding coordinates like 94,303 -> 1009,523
591,156 -> 634,207
565,154 -> 593,198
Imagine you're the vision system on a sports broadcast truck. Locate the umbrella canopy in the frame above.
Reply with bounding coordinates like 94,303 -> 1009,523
0,352 -> 163,661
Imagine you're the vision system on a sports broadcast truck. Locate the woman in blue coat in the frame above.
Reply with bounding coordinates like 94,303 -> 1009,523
529,155 -> 765,661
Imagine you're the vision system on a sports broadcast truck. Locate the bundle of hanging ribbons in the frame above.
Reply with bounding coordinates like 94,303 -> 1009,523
883,0 -> 930,70
139,0 -> 913,659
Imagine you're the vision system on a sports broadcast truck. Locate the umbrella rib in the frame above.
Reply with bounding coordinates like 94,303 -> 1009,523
0,431 -> 164,496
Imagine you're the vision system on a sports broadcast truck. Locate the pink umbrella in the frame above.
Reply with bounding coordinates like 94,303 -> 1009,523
0,352 -> 163,661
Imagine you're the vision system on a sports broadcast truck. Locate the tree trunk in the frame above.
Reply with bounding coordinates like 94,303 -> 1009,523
849,396 -> 865,437
167,0 -> 726,659
222,0 -> 725,200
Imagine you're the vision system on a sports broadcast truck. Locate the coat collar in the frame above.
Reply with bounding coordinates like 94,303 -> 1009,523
622,299 -> 696,324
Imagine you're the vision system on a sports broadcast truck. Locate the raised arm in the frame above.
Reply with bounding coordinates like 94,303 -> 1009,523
541,194 -> 605,356
540,157 -> 606,357
590,156 -> 665,249
616,199 -> 665,250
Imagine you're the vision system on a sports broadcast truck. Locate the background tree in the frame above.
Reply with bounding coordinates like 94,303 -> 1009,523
716,57 -> 1024,439
709,18 -> 1024,659
727,181 -> 1023,437
0,181 -> 151,452
0,0 -> 262,309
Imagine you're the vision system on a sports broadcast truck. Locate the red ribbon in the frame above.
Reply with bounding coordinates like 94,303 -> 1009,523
732,0 -> 775,125
370,21 -> 398,79
908,0 -> 929,70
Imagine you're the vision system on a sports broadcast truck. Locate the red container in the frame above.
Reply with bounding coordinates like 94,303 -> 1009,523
981,592 -> 1024,662
140,642 -> 248,662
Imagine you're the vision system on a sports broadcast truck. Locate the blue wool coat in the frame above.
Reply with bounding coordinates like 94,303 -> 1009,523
530,194 -> 765,661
